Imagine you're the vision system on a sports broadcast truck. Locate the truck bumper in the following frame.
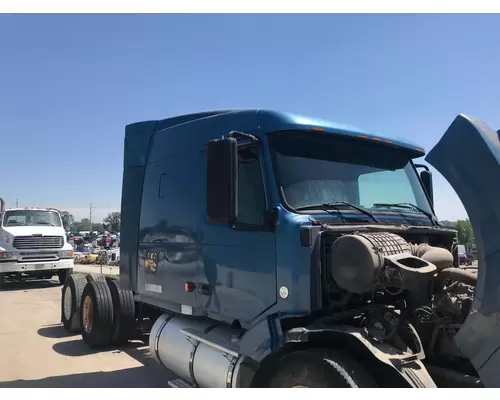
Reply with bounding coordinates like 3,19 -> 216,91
0,259 -> 74,274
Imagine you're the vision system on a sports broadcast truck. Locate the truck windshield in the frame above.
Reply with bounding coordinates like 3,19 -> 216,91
269,131 -> 434,217
2,210 -> 62,227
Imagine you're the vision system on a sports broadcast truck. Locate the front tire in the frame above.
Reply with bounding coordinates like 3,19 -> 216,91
268,348 -> 378,388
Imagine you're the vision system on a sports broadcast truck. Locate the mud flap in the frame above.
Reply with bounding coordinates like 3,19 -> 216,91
285,326 -> 436,388
339,329 -> 436,388
426,114 -> 500,388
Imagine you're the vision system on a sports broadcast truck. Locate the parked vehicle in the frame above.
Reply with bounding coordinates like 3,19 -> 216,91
0,200 -> 74,287
457,245 -> 473,266
61,110 -> 499,388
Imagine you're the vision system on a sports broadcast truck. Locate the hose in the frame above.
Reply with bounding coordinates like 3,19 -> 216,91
411,243 -> 454,271
437,267 -> 477,287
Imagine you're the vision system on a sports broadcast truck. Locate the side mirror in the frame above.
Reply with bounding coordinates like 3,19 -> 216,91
420,170 -> 434,206
206,137 -> 238,224
415,164 -> 434,207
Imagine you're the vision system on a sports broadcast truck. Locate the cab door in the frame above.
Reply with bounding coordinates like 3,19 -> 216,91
200,141 -> 277,325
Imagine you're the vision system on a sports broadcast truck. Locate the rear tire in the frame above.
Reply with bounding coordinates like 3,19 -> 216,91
0,273 -> 5,290
86,273 -> 106,283
106,278 -> 136,345
268,348 -> 378,388
61,273 -> 87,332
80,280 -> 114,348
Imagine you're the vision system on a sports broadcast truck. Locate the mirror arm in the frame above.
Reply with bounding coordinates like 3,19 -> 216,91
228,130 -> 259,142
200,131 -> 259,153
414,163 -> 430,172
265,208 -> 279,230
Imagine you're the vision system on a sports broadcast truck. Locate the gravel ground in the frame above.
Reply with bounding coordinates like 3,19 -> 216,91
0,261 -> 480,388
0,273 -> 173,388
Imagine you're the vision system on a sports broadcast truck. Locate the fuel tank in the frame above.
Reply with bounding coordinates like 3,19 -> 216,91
149,313 -> 243,388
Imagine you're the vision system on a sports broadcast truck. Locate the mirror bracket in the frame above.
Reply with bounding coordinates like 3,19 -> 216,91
414,163 -> 429,172
227,130 -> 259,142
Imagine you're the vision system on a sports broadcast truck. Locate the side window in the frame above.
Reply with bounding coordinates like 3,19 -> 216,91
237,146 -> 267,226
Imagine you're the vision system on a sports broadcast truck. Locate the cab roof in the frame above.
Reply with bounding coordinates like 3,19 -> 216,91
3,207 -> 60,212
137,108 -> 426,157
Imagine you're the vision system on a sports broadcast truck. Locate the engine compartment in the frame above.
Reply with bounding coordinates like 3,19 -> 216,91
319,228 -> 478,381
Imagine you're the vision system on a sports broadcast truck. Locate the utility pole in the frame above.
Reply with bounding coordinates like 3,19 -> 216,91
15,199 -> 19,207
89,203 -> 94,232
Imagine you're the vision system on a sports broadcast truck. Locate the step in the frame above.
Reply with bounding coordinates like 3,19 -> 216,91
180,327 -> 240,357
168,379 -> 194,388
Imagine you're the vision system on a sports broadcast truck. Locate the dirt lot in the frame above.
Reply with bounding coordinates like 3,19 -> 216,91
0,269 -> 173,388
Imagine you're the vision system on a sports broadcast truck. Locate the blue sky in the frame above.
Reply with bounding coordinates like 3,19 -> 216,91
1,14 -> 499,221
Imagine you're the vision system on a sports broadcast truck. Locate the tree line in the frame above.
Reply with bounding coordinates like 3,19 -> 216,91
64,211 -> 474,245
440,219 -> 475,245
67,212 -> 121,233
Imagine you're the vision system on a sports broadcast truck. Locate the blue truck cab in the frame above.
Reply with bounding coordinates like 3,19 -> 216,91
65,109 -> 500,388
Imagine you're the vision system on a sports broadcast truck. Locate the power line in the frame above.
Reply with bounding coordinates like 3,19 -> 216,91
89,203 -> 94,232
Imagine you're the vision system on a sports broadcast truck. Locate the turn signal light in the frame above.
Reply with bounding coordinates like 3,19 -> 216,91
0,251 -> 14,259
59,250 -> 74,258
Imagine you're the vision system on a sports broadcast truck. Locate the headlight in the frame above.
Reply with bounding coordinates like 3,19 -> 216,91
0,251 -> 15,260
59,250 -> 74,258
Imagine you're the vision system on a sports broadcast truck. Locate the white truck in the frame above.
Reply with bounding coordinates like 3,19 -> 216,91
0,198 -> 74,288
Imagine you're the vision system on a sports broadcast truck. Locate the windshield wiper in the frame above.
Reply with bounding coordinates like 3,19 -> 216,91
328,201 -> 380,223
295,203 -> 347,222
372,202 -> 436,225
297,201 -> 380,224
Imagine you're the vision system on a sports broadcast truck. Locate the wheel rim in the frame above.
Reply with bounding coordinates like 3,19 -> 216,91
83,294 -> 94,334
63,286 -> 72,320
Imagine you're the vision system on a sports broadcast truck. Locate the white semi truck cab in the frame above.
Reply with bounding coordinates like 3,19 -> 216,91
0,198 -> 74,288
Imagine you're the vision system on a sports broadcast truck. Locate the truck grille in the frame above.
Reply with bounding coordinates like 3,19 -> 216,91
13,236 -> 64,250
